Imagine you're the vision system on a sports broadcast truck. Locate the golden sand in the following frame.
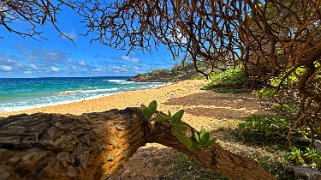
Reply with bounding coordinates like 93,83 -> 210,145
0,80 -> 263,131
0,79 -> 268,178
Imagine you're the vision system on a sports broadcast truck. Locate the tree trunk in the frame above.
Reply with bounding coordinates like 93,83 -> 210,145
0,108 -> 275,180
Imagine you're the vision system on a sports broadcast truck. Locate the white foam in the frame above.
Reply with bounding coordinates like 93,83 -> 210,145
58,88 -> 118,96
104,79 -> 127,83
0,93 -> 116,113
0,83 -> 168,113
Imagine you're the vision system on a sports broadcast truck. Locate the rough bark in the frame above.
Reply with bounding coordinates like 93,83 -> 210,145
0,108 -> 275,180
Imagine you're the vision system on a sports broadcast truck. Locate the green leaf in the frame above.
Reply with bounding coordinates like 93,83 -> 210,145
141,104 -> 147,110
194,132 -> 200,143
148,100 -> 157,113
171,129 -> 196,151
142,107 -> 154,120
155,115 -> 171,123
203,132 -> 210,143
297,156 -> 305,164
171,110 -> 184,124
172,123 -> 189,132
199,128 -> 207,143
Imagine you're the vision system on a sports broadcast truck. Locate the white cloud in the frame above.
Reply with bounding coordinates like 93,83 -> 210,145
169,28 -> 187,44
50,66 -> 60,72
133,66 -> 140,71
24,71 -> 32,74
0,65 -> 13,71
62,30 -> 77,41
30,64 -> 38,69
121,55 -> 140,63
78,60 -> 86,66
92,68 -> 101,72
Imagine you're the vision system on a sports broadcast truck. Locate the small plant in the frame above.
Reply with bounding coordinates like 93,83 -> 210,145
303,147 -> 321,165
141,100 -> 157,120
141,100 -> 216,151
287,146 -> 321,167
157,110 -> 215,151
287,146 -> 305,164
193,128 -> 216,150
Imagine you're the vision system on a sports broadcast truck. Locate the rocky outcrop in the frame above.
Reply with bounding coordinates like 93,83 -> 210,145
128,68 -> 199,82
0,108 -> 275,180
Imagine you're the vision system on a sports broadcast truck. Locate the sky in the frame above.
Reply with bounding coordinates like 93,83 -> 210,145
0,5 -> 176,78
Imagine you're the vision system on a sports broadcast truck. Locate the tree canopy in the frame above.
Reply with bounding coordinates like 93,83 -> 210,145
1,0 -> 320,143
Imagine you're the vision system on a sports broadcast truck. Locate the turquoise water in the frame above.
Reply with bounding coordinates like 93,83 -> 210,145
0,76 -> 165,113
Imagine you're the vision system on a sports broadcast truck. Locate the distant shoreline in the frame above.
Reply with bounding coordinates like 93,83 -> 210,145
0,80 -> 202,117
0,80 -> 170,115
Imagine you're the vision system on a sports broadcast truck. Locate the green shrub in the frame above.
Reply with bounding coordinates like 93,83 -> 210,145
238,115 -> 292,136
142,100 -> 216,151
202,66 -> 249,93
287,146 -> 321,167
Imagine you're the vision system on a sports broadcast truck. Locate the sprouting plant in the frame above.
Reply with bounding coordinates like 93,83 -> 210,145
287,147 -> 305,164
141,100 -> 157,120
158,110 -> 215,151
303,147 -> 321,164
193,128 -> 216,150
141,100 -> 216,151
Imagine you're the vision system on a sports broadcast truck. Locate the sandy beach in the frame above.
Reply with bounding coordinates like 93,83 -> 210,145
0,80 -> 263,125
0,79 -> 268,178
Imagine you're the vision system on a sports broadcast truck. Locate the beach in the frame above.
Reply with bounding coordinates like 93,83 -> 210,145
0,79 -> 269,178
0,80 -> 262,123
0,79 -> 264,133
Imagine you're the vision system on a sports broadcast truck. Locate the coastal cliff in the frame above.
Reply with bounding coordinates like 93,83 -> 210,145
128,65 -> 201,82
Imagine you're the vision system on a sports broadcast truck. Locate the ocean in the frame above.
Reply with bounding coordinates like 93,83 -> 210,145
0,76 -> 165,113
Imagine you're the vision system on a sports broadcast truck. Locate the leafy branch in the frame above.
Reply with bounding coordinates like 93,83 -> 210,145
141,100 -> 216,151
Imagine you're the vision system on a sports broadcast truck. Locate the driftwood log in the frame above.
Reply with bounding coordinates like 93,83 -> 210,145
0,108 -> 275,180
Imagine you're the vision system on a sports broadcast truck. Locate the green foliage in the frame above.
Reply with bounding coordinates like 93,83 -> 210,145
172,128 -> 196,151
298,127 -> 311,139
238,114 -> 320,169
287,147 -> 305,164
160,110 -> 215,151
193,128 -> 216,150
303,147 -> 321,165
141,100 -> 157,120
171,110 -> 185,124
202,66 -> 249,93
255,87 -> 276,98
269,104 -> 296,114
152,69 -> 171,75
141,101 -> 215,151
269,66 -> 305,87
238,115 -> 291,136
287,146 -> 321,168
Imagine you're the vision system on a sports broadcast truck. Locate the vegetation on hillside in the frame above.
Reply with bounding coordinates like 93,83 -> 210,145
128,62 -> 203,82
202,66 -> 249,93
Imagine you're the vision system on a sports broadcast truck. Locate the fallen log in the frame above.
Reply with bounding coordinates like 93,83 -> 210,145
0,108 -> 275,180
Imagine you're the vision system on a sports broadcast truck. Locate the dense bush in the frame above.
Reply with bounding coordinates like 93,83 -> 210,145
202,66 -> 249,93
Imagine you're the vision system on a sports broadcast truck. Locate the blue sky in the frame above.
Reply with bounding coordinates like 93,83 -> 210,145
0,6 -> 176,78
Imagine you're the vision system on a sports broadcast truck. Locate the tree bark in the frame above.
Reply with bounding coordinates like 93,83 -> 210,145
0,108 -> 275,180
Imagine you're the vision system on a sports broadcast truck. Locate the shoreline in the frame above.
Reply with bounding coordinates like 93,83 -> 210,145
0,80 -> 202,117
0,82 -> 171,115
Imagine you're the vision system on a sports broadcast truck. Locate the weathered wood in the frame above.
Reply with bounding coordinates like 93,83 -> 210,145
0,108 -> 275,180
